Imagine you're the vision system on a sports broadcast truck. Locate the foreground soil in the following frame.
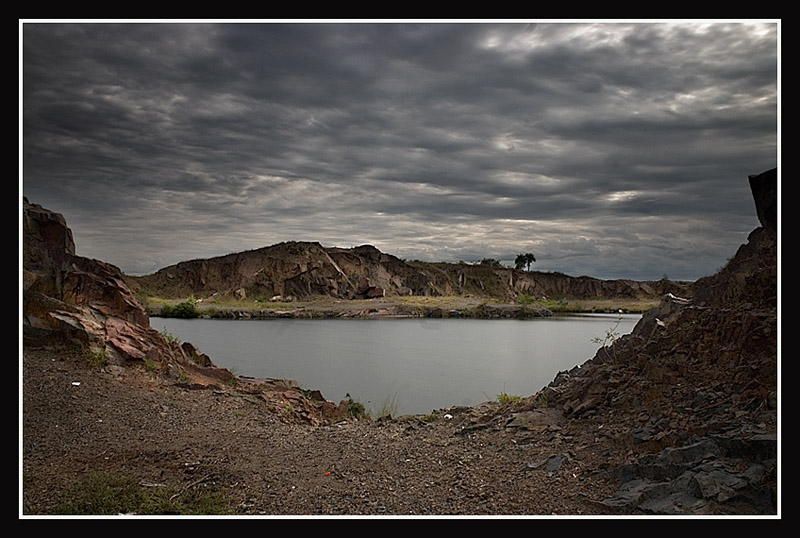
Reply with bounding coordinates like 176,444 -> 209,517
22,345 -> 634,517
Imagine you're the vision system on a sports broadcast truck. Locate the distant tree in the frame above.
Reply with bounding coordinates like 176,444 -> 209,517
479,258 -> 503,268
514,252 -> 536,271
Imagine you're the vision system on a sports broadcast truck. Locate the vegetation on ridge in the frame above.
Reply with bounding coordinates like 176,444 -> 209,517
144,293 -> 661,319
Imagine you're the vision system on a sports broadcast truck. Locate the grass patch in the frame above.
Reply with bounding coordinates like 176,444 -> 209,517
143,358 -> 161,372
496,391 -> 523,405
419,411 -> 441,423
142,292 -> 659,317
372,393 -> 400,419
392,295 -> 482,309
516,293 -> 535,306
541,298 -> 660,313
54,472 -> 231,515
84,347 -> 108,369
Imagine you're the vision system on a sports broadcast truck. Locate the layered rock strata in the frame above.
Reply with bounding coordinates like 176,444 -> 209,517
22,197 -> 346,426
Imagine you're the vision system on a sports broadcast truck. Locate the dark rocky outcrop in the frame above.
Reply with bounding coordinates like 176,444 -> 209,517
525,168 -> 778,514
602,434 -> 777,514
749,168 -> 777,232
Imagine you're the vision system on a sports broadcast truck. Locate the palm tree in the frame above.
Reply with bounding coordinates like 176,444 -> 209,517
514,252 -> 536,271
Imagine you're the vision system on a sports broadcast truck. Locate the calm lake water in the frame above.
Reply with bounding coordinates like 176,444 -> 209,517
157,314 -> 641,416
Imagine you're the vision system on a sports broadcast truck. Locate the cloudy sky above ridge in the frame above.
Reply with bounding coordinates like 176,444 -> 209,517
21,20 -> 779,280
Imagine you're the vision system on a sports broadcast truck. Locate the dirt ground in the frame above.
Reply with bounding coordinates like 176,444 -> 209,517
21,345 -> 633,517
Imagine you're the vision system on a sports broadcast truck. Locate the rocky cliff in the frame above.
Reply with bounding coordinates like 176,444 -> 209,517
126,241 -> 688,304
24,198 -> 152,354
524,168 -> 779,514
22,197 -> 349,425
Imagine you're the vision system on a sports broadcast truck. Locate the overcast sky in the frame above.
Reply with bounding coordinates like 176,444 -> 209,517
21,20 -> 779,281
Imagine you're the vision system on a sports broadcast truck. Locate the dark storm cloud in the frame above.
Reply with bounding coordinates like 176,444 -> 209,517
21,21 -> 778,280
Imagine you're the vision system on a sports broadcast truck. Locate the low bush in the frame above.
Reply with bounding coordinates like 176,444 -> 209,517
159,297 -> 197,319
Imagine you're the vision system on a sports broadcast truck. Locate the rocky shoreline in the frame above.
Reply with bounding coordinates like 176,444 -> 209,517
146,294 -> 662,322
155,299 -> 554,321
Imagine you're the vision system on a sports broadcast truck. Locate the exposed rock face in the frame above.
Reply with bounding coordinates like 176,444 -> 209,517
127,241 -> 428,301
22,199 -> 76,271
531,169 -> 778,514
24,198 -> 152,353
127,242 -> 689,304
502,269 -> 681,300
22,198 -> 346,425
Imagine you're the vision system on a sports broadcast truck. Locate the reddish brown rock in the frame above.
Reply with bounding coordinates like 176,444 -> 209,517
22,198 -> 350,424
23,198 -> 149,332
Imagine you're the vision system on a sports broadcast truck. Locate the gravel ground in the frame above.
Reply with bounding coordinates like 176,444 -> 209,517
21,345 -> 631,517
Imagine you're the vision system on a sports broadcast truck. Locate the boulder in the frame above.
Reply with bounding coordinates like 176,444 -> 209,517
602,435 -> 776,514
362,286 -> 386,298
23,199 -> 199,372
182,341 -> 213,367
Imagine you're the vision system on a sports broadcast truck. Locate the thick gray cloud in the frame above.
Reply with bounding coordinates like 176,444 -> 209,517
21,21 -> 778,280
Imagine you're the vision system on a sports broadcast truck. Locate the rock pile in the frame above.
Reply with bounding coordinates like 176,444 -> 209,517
528,168 -> 778,514
602,434 -> 776,514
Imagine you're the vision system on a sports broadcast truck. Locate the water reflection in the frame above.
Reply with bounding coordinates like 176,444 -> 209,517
158,314 -> 640,415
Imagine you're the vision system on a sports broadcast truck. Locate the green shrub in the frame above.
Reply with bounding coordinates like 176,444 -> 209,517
344,393 -> 368,419
516,293 -> 535,305
159,297 -> 197,319
160,327 -> 180,343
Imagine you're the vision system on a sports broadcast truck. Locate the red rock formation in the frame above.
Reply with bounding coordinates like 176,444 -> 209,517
23,198 -> 153,358
22,197 -> 350,425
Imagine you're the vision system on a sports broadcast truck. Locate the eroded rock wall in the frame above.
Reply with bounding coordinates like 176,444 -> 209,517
23,198 -> 356,425
532,168 -> 778,514
128,242 -> 688,303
